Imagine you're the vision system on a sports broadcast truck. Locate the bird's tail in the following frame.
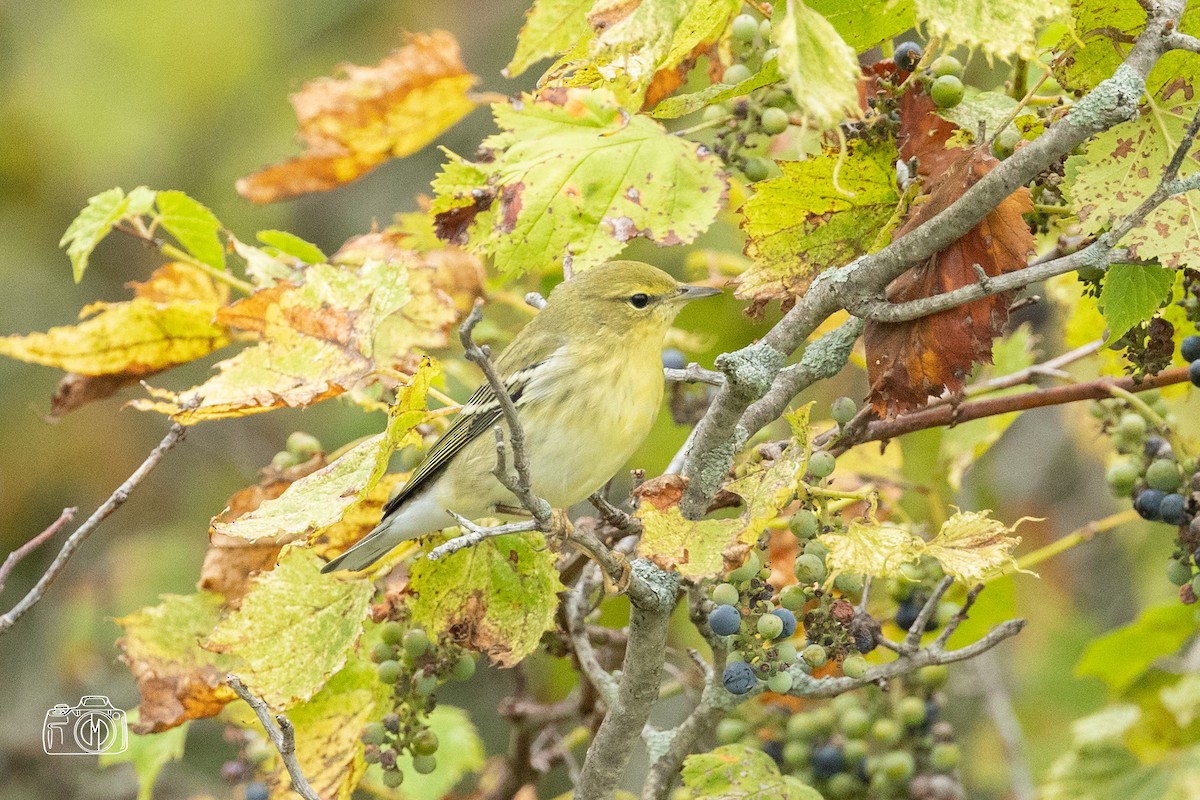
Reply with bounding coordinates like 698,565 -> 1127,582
320,521 -> 400,574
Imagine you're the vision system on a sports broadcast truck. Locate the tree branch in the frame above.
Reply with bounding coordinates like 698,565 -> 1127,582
973,650 -> 1037,800
0,508 -> 76,594
0,423 -> 186,636
567,562 -> 620,705
227,675 -> 320,800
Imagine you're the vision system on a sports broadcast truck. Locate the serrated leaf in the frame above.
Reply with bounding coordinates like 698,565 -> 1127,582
256,229 -> 327,264
679,744 -> 814,799
115,592 -> 240,733
1070,79 -> 1200,269
506,0 -> 594,77
237,32 -> 478,204
1076,603 -> 1197,694
775,0 -> 861,129
431,88 -> 726,275
98,714 -> 189,800
637,506 -> 745,579
651,58 -> 782,119
808,0 -> 915,52
59,187 -> 154,282
155,190 -> 225,270
924,510 -> 1023,583
409,533 -> 565,667
1098,263 -> 1175,345
739,139 -> 900,300
212,367 -> 431,543
936,90 -> 1019,141
206,549 -> 373,709
915,0 -> 1068,58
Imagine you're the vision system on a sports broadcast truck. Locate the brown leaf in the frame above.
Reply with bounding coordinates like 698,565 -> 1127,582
632,474 -> 689,511
237,32 -> 478,204
864,88 -> 1034,416
48,372 -> 146,418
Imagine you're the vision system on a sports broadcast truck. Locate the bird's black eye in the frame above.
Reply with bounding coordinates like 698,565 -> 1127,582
629,293 -> 650,309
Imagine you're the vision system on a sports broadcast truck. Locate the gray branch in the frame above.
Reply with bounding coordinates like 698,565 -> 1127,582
227,675 -> 321,800
0,423 -> 186,636
678,0 -> 1186,517
566,562 -> 619,705
973,651 -> 1037,800
425,515 -> 540,560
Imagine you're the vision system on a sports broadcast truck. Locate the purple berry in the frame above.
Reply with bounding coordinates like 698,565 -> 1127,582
723,661 -> 758,695
1160,493 -> 1189,526
1190,359 -> 1200,388
1135,488 -> 1167,520
709,604 -> 742,636
894,42 -> 923,71
1182,335 -> 1200,362
772,608 -> 798,638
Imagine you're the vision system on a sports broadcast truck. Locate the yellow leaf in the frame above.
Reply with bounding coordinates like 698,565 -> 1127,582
924,510 -> 1025,584
820,519 -> 923,578
636,505 -> 745,579
237,32 -> 478,204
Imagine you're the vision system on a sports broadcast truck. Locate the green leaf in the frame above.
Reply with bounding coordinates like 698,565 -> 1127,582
409,533 -> 565,667
1075,603 -> 1197,694
506,0 -> 594,78
739,139 -> 900,300
59,187 -> 155,282
255,229 -> 327,264
115,591 -> 240,733
1161,673 -> 1200,728
206,549 -> 374,708
680,744 -> 816,799
431,88 -> 727,275
155,190 -> 225,270
774,0 -> 861,129
99,715 -> 189,800
936,90 -> 1019,141
915,0 -> 1068,58
211,369 -> 431,542
651,58 -> 782,120
808,0 -> 915,52
1098,264 -> 1176,345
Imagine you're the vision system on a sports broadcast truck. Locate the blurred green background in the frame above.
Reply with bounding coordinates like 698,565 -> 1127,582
0,2 -> 1194,798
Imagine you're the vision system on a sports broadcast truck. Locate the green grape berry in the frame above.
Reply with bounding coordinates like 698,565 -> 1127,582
758,613 -> 785,639
1146,458 -> 1182,491
881,750 -> 916,781
1106,460 -> 1141,495
271,451 -> 301,471
732,14 -> 759,41
776,642 -> 798,663
712,582 -> 741,605
1117,412 -> 1148,438
702,103 -> 728,123
761,107 -> 790,135
802,644 -> 828,668
361,722 -> 386,746
794,553 -> 827,584
804,540 -> 829,560
414,671 -> 438,697
723,63 -> 753,85
382,770 -> 404,788
1167,558 -> 1194,586
381,621 -> 405,645
871,718 -> 902,746
842,654 -> 869,679
930,55 -> 964,78
743,156 -> 770,182
451,653 -> 477,681
930,75 -> 964,109
286,431 -> 322,458
790,510 -> 820,540
843,738 -> 868,765
839,707 -> 872,738
783,739 -> 810,767
768,671 -> 794,693
412,754 -> 437,775
898,696 -> 927,727
834,573 -> 864,595
831,396 -> 857,425
377,660 -> 403,685
764,88 -> 790,107
413,729 -> 439,756
403,628 -> 430,658
372,642 -> 396,663
787,712 -> 821,740
717,717 -> 748,743
809,450 -> 836,479
826,773 -> 862,799
931,742 -> 961,771
759,18 -> 773,41
780,584 -> 808,610
729,551 -> 762,582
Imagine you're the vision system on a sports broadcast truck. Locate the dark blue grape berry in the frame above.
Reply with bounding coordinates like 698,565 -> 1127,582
1135,489 -> 1167,520
811,744 -> 847,779
1182,335 -> 1200,362
894,599 -> 937,632
662,348 -> 687,370
772,608 -> 798,638
853,628 -> 877,654
762,738 -> 785,767
245,784 -> 270,800
723,661 -> 758,695
1145,436 -> 1171,459
894,42 -> 923,71
709,604 -> 742,636
1190,359 -> 1200,388
1160,493 -> 1190,526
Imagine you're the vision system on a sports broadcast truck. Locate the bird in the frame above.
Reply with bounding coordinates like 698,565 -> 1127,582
321,260 -> 721,572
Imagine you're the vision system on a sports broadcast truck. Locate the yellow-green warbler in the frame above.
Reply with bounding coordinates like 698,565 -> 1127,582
322,260 -> 720,572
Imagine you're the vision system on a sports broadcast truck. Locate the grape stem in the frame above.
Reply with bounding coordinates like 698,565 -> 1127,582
1003,509 -> 1142,576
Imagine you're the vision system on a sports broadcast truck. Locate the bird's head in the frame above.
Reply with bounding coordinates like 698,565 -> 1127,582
545,260 -> 722,340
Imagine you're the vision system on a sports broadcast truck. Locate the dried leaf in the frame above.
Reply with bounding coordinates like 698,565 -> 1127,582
633,474 -> 690,511
237,32 -> 478,204
923,510 -> 1024,584
637,506 -> 744,579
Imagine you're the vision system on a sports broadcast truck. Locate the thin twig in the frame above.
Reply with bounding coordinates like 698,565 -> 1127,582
664,363 -> 724,386
426,515 -> 540,560
904,576 -> 954,652
567,563 -> 620,704
227,675 -> 321,800
0,423 -> 186,635
0,508 -> 76,594
973,651 -> 1037,800
588,492 -> 642,534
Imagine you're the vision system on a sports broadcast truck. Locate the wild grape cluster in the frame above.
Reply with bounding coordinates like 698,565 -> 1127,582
1096,343 -> 1200,602
718,670 -> 964,799
362,621 -> 477,787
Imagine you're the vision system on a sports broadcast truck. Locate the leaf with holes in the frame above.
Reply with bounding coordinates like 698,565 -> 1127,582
915,0 -> 1068,58
1098,263 -> 1176,346
431,87 -> 726,275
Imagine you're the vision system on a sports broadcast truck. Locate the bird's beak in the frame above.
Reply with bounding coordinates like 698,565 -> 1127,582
678,284 -> 722,301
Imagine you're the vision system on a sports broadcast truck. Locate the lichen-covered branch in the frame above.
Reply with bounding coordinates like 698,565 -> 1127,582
227,674 -> 321,800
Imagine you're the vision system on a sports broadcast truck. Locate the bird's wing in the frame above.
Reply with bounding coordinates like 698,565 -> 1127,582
380,362 -> 545,518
